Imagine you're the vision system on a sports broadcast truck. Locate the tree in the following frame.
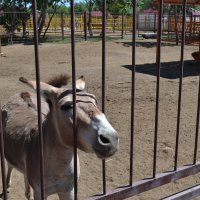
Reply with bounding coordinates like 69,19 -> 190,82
0,0 -> 30,36
84,0 -> 95,36
137,0 -> 157,11
74,2 -> 87,14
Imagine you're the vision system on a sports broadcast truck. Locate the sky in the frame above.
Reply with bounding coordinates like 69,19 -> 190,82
66,0 -> 84,6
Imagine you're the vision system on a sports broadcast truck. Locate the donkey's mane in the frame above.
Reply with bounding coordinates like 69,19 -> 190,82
47,74 -> 70,88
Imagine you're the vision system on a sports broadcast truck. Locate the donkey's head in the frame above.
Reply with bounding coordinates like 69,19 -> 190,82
19,75 -> 119,159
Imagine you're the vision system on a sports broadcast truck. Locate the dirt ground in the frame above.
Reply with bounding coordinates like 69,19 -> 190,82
1,37 -> 200,200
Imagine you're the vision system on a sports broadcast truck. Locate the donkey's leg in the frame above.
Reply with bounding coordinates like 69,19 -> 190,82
58,189 -> 74,200
6,163 -> 13,191
0,163 -> 13,198
33,191 -> 47,200
24,176 -> 34,200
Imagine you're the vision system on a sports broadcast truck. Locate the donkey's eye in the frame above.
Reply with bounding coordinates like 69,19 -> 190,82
61,103 -> 73,111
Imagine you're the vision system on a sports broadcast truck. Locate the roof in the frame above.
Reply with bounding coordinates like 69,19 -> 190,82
157,0 -> 200,5
86,11 -> 113,18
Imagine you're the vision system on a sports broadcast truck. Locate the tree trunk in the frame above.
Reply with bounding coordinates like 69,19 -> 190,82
87,0 -> 93,37
38,0 -> 49,38
42,12 -> 56,39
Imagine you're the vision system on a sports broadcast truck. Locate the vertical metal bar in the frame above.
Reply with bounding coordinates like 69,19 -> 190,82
0,105 -> 7,200
193,75 -> 200,164
174,0 -> 187,171
153,0 -> 163,178
84,11 -> 87,41
31,1 -> 45,199
70,0 -> 78,199
129,0 -> 136,186
102,0 -> 106,195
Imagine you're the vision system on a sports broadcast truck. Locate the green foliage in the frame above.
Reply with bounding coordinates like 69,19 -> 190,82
93,0 -> 132,15
0,0 -> 30,32
137,0 -> 157,11
74,2 -> 87,14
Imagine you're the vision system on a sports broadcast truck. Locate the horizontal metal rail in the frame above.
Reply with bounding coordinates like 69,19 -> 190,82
162,184 -> 200,200
87,162 -> 200,200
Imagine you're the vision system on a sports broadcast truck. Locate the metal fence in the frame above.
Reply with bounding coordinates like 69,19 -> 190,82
1,0 -> 200,199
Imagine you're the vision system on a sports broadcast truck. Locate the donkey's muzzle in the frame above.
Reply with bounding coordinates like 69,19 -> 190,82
93,131 -> 119,159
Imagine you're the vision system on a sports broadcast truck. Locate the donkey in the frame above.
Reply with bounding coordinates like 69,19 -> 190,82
2,74 -> 119,200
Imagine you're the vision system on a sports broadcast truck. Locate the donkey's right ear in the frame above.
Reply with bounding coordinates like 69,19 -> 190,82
19,77 -> 59,101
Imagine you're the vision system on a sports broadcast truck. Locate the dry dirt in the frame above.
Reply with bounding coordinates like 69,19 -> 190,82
1,37 -> 200,200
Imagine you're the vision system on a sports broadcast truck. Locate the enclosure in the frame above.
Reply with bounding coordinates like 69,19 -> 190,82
1,0 -> 200,200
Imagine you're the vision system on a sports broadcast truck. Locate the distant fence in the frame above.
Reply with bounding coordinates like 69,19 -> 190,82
1,10 -> 200,44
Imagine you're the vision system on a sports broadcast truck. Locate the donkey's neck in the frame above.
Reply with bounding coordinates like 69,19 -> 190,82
43,110 -> 70,148
42,111 -> 75,173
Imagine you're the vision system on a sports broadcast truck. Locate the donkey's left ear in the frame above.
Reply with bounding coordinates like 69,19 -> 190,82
19,77 -> 59,101
76,75 -> 85,90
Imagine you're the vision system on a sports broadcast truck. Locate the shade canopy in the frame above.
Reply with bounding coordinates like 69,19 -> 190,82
157,0 -> 200,5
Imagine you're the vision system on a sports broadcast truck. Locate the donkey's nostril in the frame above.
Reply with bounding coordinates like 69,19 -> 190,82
99,134 -> 110,145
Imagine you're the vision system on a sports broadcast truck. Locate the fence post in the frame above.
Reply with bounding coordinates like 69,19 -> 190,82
0,37 -> 2,55
174,6 -> 179,45
121,12 -> 124,39
154,13 -> 157,33
194,15 -> 196,34
23,12 -> 27,40
190,13 -> 193,37
0,105 -> 7,200
61,12 -> 64,40
84,11 -> 87,41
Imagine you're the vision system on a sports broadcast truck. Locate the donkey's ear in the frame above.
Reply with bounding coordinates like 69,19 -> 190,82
19,77 -> 58,100
76,75 -> 85,90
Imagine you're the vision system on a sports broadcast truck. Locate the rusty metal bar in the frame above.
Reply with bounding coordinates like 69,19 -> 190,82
70,0 -> 78,200
174,0 -> 187,171
87,162 -> 200,200
102,0 -> 107,195
0,105 -> 7,200
153,0 -> 163,178
31,0 -> 45,199
162,184 -> 200,200
129,0 -> 136,186
193,75 -> 200,164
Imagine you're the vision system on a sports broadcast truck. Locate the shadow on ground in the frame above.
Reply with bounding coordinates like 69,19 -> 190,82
122,60 -> 200,79
117,41 -> 177,48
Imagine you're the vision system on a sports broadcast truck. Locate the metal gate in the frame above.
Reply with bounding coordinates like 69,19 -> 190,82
1,0 -> 200,199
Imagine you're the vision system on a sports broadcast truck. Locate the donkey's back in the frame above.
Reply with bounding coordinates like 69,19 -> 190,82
2,92 -> 48,172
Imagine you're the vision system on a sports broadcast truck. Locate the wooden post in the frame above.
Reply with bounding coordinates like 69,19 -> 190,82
84,11 -> 87,41
174,7 -> 179,45
0,36 -> 2,55
190,13 -> 193,37
61,12 -> 64,40
199,32 -> 200,53
154,13 -> 157,33
121,12 -> 124,39
194,15 -> 196,34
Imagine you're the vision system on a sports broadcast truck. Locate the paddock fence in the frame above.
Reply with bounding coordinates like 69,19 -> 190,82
1,8 -> 200,45
1,0 -> 200,199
